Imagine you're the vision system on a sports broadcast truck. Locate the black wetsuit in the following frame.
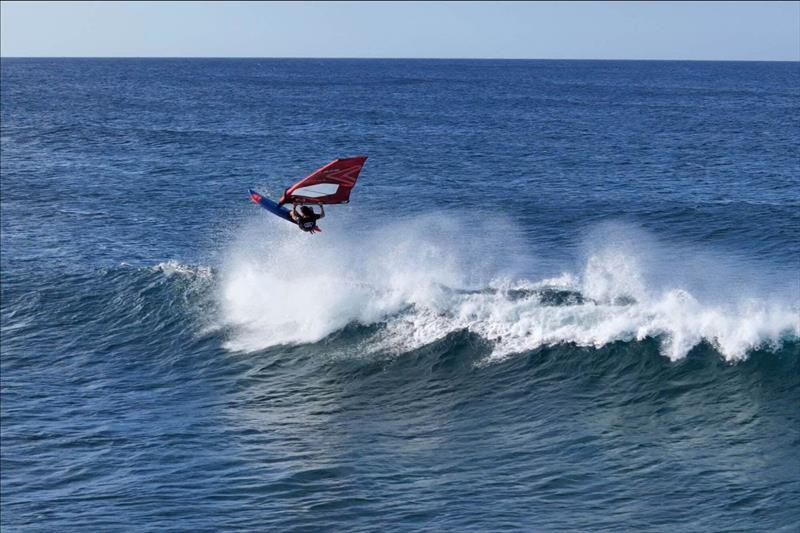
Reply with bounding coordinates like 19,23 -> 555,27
297,213 -> 319,232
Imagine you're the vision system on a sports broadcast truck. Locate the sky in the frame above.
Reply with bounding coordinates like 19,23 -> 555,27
1,1 -> 798,60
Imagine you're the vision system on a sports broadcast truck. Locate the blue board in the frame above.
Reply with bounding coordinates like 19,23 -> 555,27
249,189 -> 294,224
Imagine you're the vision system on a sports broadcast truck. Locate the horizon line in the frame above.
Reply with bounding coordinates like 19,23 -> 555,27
2,56 -> 798,63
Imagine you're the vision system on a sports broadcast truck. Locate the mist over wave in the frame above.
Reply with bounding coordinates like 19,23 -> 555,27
215,214 -> 799,361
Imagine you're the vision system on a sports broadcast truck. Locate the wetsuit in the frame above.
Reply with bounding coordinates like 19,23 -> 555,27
296,213 -> 319,232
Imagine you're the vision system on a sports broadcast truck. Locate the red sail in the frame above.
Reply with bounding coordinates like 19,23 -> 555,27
279,156 -> 367,205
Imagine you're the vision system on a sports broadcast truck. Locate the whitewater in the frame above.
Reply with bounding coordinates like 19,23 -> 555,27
213,214 -> 799,362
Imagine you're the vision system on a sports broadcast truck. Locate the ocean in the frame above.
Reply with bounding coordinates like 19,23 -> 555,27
1,58 -> 799,531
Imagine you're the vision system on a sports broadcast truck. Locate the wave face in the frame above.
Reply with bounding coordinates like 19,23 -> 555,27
3,58 -> 800,531
4,257 -> 799,532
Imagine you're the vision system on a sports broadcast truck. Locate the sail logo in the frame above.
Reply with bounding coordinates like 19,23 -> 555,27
322,165 -> 361,185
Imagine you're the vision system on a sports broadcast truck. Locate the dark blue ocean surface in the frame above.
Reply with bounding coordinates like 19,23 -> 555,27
2,59 -> 799,531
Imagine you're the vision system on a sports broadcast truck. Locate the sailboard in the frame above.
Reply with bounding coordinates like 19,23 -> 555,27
249,189 -> 294,223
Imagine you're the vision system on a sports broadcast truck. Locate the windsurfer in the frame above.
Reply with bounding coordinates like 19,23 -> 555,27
289,204 -> 324,232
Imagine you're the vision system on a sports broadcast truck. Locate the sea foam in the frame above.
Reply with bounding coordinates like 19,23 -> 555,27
217,214 -> 799,361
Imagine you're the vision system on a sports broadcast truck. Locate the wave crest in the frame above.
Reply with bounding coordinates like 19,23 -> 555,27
216,216 -> 799,361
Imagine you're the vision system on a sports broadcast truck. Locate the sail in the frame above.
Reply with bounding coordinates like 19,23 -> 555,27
278,156 -> 367,205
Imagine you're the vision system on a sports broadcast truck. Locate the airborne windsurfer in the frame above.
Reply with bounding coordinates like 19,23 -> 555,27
289,204 -> 324,233
249,156 -> 366,232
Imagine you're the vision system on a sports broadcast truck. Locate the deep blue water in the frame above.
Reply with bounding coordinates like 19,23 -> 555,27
2,58 -> 799,531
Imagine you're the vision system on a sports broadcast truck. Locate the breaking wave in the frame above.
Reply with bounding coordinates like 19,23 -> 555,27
214,215 -> 799,362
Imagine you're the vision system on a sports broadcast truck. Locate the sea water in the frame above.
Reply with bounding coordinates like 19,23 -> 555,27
1,59 -> 799,531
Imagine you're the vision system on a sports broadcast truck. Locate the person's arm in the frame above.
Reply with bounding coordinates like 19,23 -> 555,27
317,205 -> 325,219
